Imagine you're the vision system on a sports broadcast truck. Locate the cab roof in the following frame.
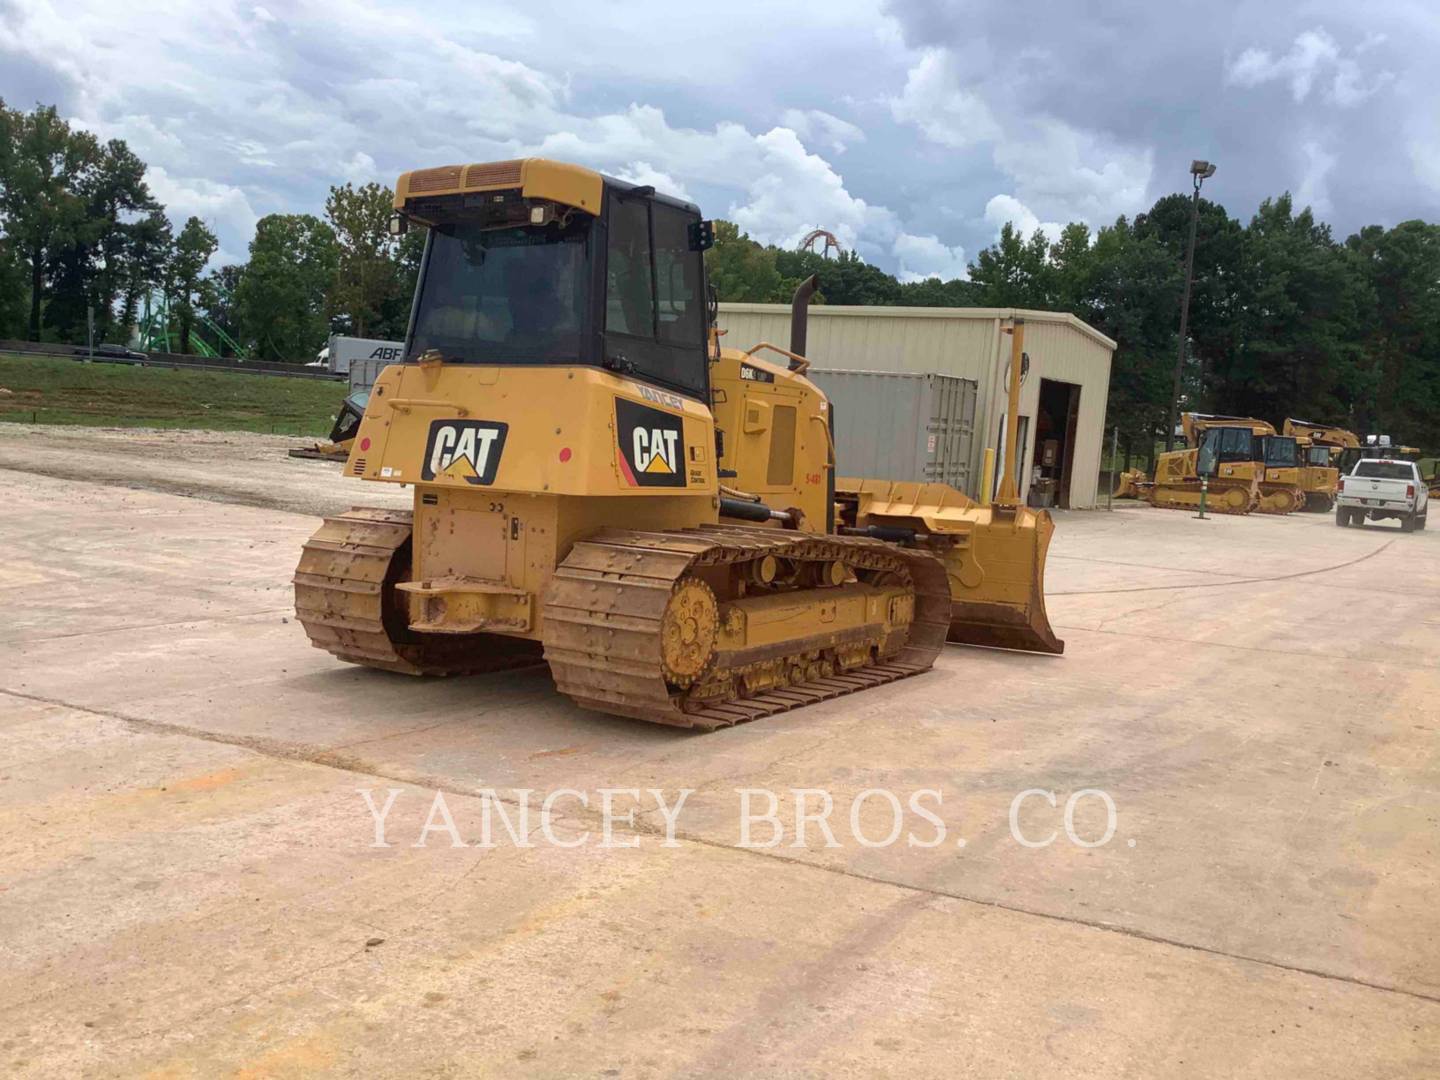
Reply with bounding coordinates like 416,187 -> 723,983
394,157 -> 700,217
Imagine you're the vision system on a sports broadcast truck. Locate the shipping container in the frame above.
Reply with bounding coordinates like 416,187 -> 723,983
809,368 -> 978,494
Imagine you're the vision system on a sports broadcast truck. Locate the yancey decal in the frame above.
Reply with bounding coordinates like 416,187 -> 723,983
421,419 -> 509,485
615,397 -> 686,488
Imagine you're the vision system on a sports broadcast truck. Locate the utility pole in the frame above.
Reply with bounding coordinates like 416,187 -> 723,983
1166,159 -> 1217,451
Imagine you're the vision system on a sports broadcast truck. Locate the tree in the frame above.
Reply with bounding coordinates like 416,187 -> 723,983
775,248 -> 903,305
325,182 -> 405,338
1133,194 -> 1245,412
81,139 -> 158,342
1210,194 -> 1365,424
168,216 -> 217,354
0,236 -> 26,338
1345,220 -> 1440,435
233,214 -> 339,360
966,223 -> 1053,308
1080,218 -> 1184,465
705,221 -> 787,302
0,101 -> 101,340
201,263 -> 247,356
119,209 -> 173,336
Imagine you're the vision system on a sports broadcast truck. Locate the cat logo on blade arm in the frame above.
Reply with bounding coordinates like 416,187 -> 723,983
421,420 -> 509,485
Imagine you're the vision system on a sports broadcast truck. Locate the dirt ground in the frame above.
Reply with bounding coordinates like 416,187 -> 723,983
2,424 -> 1438,1078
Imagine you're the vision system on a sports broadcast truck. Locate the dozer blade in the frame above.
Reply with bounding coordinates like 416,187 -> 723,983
1112,468 -> 1149,499
940,504 -> 1064,655
836,479 -> 1064,656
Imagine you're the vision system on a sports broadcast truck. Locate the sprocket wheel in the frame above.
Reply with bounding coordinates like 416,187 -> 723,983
660,578 -> 719,686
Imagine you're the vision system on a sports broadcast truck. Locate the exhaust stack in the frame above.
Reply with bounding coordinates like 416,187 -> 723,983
790,274 -> 819,360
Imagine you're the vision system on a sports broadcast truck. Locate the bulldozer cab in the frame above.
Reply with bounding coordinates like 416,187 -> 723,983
1196,426 -> 1255,476
1260,435 -> 1298,469
401,163 -> 713,403
1303,443 -> 1334,467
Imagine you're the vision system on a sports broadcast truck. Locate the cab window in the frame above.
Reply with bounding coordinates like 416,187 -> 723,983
602,192 -> 708,400
606,198 -> 654,338
654,206 -> 702,346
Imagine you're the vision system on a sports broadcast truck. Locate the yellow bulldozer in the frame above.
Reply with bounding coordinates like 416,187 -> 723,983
1282,418 -> 1351,512
292,158 -> 1061,729
1128,414 -> 1302,515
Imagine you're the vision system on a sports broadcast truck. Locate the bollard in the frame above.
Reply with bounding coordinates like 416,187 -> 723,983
1195,475 -> 1209,519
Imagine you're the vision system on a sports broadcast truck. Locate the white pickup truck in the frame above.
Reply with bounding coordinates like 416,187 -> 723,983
1336,459 -> 1429,531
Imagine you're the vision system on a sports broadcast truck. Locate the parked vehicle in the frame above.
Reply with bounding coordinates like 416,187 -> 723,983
91,343 -> 148,362
1335,459 -> 1429,531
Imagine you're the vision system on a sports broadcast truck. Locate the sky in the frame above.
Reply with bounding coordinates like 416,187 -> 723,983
2,0 -> 1437,279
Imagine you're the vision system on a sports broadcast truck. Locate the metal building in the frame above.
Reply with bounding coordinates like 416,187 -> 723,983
717,304 -> 1117,509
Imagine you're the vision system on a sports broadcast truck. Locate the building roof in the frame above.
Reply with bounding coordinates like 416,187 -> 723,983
717,303 -> 1118,351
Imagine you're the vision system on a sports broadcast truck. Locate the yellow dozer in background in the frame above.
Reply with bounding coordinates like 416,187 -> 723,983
1131,413 -> 1262,514
1135,414 -> 1301,515
293,158 -> 1061,730
1283,418 -> 1350,511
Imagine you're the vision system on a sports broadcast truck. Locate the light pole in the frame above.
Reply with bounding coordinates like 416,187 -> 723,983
1166,159 -> 1216,451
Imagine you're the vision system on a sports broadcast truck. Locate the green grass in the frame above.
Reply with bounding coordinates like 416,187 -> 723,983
0,352 -> 342,435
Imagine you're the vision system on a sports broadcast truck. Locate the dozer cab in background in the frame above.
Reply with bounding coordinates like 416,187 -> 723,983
1283,418 -> 1353,511
1253,429 -> 1305,514
289,390 -> 370,461
292,158 -> 1061,731
1292,437 -> 1339,511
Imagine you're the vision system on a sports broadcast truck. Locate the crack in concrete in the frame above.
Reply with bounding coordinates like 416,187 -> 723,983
1053,623 -> 1440,671
5,684 -> 1440,1010
1051,538 -> 1396,596
0,608 -> 294,646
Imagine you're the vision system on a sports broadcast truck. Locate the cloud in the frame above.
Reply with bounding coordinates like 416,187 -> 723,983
983,195 -> 1062,244
887,48 -> 1152,231
991,120 -> 1153,228
143,165 -> 259,267
1227,27 -> 1392,106
888,49 -> 999,150
613,161 -> 692,202
1295,141 -> 1338,215
892,232 -> 968,283
728,128 -> 897,256
4,0 -> 1438,283
1228,29 -> 1341,102
779,108 -> 866,155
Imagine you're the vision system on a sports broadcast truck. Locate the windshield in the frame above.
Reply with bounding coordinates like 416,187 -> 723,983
1305,446 -> 1332,466
410,219 -> 591,363
1354,461 -> 1414,481
1197,427 -> 1254,473
1263,437 -> 1297,467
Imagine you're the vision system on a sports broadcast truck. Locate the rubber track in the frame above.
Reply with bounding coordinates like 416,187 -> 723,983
541,524 -> 951,730
293,507 -> 541,675
1146,482 -> 1257,516
1256,483 -> 1304,515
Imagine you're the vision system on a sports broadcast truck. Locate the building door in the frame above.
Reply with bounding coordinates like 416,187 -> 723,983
1038,378 -> 1082,509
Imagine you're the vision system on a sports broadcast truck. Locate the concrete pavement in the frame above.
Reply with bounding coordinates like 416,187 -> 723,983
1,428 -> 1437,1077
